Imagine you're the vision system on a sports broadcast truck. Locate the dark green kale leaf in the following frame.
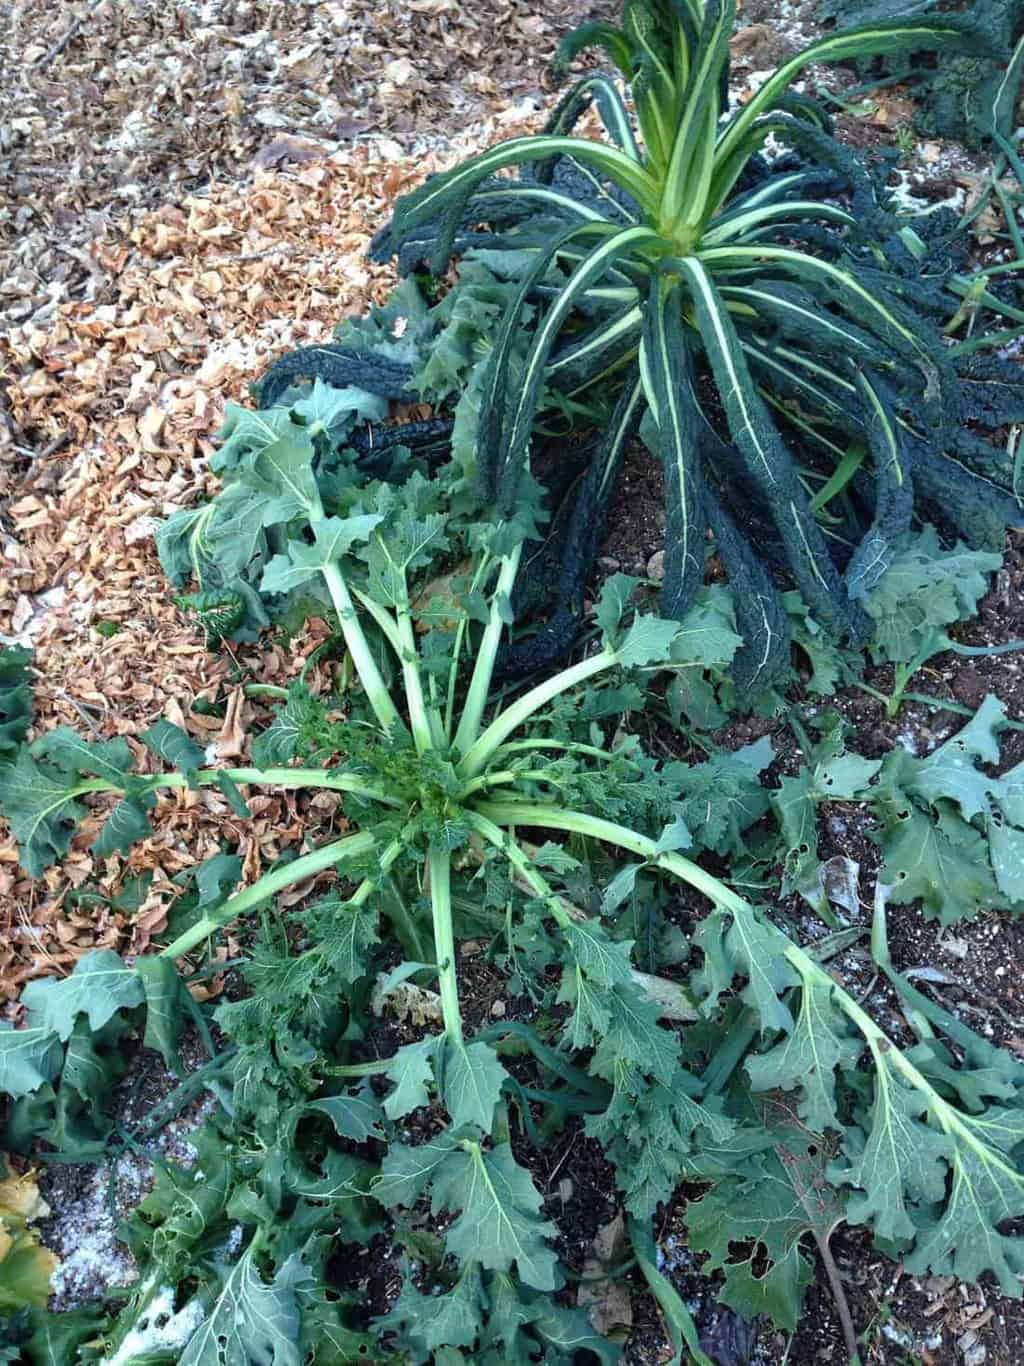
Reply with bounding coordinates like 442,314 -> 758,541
0,646 -> 33,762
685,1120 -> 843,1331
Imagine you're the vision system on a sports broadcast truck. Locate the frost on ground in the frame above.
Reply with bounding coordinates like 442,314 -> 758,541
98,1281 -> 207,1366
41,1091 -> 211,1313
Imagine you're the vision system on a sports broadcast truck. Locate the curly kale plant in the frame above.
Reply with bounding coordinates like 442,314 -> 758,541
5,389 -> 1024,1359
325,0 -> 1024,688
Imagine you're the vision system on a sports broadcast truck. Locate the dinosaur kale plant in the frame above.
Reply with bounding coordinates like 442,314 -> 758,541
317,0 -> 1022,687
819,0 -> 1024,148
3,389 -> 1024,1361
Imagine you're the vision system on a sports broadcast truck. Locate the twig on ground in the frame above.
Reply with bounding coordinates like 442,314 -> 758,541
31,0 -> 105,70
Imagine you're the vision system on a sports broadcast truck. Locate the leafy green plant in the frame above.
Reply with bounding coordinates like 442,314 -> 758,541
4,390 -> 1024,1361
768,698 -> 1024,923
855,525 -> 1024,714
0,648 -> 33,764
347,0 -> 1024,686
819,0 -> 1024,148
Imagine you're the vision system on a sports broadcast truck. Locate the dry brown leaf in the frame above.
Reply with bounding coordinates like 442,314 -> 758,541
213,687 -> 248,762
577,1211 -> 633,1338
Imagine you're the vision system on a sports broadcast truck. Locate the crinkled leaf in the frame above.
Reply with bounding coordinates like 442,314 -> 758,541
375,1135 -> 558,1290
866,528 -> 1000,664
249,428 -> 320,525
441,1038 -> 508,1132
0,1023 -> 63,1100
22,951 -> 144,1042
746,977 -> 861,1131
834,1063 -> 951,1243
142,718 -> 205,773
214,403 -> 297,469
136,957 -> 191,1071
676,737 -> 773,857
316,900 -> 381,984
590,987 -> 680,1089
595,574 -> 639,641
381,1265 -> 484,1353
669,587 -> 743,669
292,377 -> 387,435
896,693 -> 1003,821
696,904 -> 799,1034
382,1036 -> 438,1120
557,923 -> 678,1085
903,1105 -> 1024,1295
261,515 -> 382,595
686,1130 -> 841,1331
251,685 -> 325,766
990,818 -> 1024,901
309,1082 -> 386,1144
486,1272 -> 622,1363
91,795 -> 153,858
588,1072 -> 734,1220
0,748 -> 88,876
178,1243 -> 306,1365
614,615 -> 680,668
433,1140 -> 560,1291
0,645 -> 34,761
562,920 -> 635,988
33,726 -> 134,784
879,804 -> 1003,924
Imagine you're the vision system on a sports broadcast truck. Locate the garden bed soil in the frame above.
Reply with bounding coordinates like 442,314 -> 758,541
2,1 -> 1024,1363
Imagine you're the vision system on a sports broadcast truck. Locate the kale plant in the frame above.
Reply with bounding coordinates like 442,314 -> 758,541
328,0 -> 1023,687
819,0 -> 1024,148
4,385 -> 1024,1360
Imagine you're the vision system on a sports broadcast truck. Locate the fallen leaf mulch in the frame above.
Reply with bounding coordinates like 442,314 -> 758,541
0,0 -> 616,335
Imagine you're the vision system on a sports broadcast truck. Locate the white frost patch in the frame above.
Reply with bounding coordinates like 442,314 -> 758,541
194,337 -> 265,384
45,1095 -> 214,1311
100,1282 -> 207,1366
106,109 -> 149,155
47,1151 -> 151,1305
896,728 -> 920,756
124,515 -> 161,545
886,168 -> 965,216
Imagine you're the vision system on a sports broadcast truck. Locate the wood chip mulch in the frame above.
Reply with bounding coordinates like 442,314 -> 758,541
0,121 -> 548,997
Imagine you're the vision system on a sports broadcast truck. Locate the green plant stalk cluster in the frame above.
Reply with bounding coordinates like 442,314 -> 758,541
5,436 -> 1024,1359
